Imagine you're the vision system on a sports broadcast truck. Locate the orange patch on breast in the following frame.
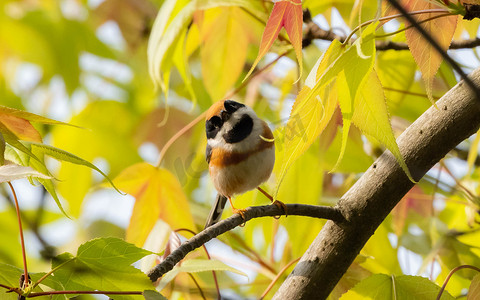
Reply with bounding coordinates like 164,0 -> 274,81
209,148 -> 248,167
209,127 -> 274,168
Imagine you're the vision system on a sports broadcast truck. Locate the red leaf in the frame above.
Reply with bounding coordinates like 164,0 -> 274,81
245,0 -> 303,80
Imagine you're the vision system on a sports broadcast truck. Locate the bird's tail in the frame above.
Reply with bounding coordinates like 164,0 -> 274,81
204,194 -> 228,229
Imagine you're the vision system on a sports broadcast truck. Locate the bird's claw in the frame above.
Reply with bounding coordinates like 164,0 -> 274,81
272,200 -> 287,218
233,208 -> 247,226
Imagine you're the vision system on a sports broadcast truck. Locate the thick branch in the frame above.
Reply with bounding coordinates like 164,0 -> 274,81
147,204 -> 344,281
272,68 -> 480,299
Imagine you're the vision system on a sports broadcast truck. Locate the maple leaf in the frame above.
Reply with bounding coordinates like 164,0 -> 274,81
245,0 -> 303,81
113,163 -> 195,247
401,0 -> 458,104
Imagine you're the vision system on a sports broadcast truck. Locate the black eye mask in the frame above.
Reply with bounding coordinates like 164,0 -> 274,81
223,114 -> 253,144
206,115 -> 222,139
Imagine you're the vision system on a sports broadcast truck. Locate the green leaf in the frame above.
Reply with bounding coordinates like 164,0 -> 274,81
352,70 -> 414,182
143,290 -> 168,300
274,40 -> 341,197
52,238 -> 154,300
0,263 -> 61,300
3,144 -> 69,218
437,236 -> 480,279
27,142 -> 123,195
0,262 -> 22,289
37,178 -> 70,219
328,24 -> 376,171
341,274 -> 454,299
76,237 -> 153,266
158,259 -> 247,290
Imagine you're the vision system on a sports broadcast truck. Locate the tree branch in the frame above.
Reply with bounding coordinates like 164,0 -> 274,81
147,204 -> 344,281
302,13 -> 480,51
272,67 -> 480,299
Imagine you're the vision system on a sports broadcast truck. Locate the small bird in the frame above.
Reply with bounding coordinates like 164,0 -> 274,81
204,100 -> 278,228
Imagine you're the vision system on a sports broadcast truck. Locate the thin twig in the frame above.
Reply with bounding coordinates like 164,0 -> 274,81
28,290 -> 143,298
343,9 -> 450,45
7,182 -> 29,289
187,273 -> 207,300
147,204 -> 344,281
155,112 -> 205,167
303,12 -> 480,51
0,283 -> 20,294
3,188 -> 54,259
175,228 -> 221,300
260,257 -> 300,300
383,87 -> 441,100
436,265 -> 480,300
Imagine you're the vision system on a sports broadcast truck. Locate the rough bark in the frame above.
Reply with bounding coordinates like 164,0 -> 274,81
272,68 -> 480,299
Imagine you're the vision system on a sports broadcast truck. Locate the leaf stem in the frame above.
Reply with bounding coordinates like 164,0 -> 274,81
155,112 -> 205,168
374,13 -> 452,39
186,273 -> 207,300
0,283 -> 21,294
383,87 -> 441,100
8,182 -> 29,289
226,50 -> 291,99
28,290 -> 143,298
31,257 -> 75,290
436,265 -> 480,300
343,9 -> 451,45
175,228 -> 220,300
260,257 -> 300,299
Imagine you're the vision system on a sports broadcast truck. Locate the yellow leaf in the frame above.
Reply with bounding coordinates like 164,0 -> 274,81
352,70 -> 413,181
114,163 -> 195,247
275,82 -> 337,197
334,71 -> 353,172
274,39 -> 342,195
323,24 -> 376,171
200,7 -> 250,101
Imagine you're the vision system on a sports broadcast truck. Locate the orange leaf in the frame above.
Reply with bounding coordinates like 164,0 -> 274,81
0,113 -> 42,142
283,0 -> 303,77
114,163 -> 195,247
402,0 -> 457,103
245,0 -> 303,80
